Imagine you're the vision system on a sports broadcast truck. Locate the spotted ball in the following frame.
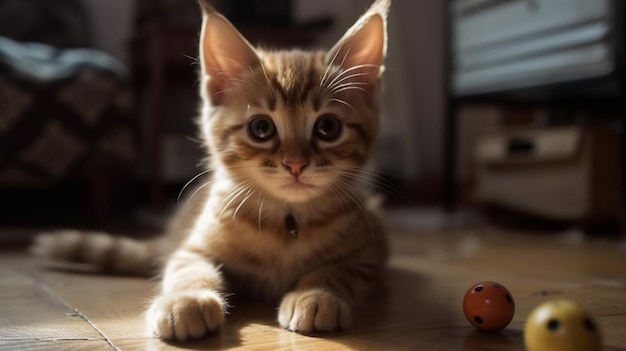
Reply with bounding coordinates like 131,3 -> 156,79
463,281 -> 515,331
524,300 -> 601,351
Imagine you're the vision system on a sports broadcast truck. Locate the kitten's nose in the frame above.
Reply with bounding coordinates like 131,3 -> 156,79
281,158 -> 309,176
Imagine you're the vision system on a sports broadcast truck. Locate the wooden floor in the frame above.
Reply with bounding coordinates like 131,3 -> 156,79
1,223 -> 626,350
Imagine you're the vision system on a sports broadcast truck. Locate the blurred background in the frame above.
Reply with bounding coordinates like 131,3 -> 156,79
0,0 -> 623,240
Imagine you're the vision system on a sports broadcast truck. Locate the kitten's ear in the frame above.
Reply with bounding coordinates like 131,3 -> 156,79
326,0 -> 389,95
198,1 -> 260,105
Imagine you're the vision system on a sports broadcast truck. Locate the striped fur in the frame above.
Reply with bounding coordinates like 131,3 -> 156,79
33,0 -> 391,341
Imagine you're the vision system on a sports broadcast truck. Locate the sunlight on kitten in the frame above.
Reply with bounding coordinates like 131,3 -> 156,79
32,0 -> 391,341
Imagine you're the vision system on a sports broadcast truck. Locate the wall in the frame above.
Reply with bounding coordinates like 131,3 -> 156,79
82,0 -> 136,63
387,1 -> 445,189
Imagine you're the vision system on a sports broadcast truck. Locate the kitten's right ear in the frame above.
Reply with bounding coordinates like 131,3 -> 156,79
325,0 -> 390,97
198,1 -> 260,105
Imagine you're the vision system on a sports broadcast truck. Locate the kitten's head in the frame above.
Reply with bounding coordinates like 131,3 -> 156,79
198,0 -> 389,204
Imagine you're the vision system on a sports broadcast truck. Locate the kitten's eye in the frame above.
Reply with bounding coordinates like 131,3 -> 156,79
314,114 -> 342,141
248,115 -> 276,142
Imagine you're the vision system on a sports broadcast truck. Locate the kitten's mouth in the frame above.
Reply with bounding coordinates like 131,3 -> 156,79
276,178 -> 320,202
272,174 -> 324,202
282,181 -> 315,190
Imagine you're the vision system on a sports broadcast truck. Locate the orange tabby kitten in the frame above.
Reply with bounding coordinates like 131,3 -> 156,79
33,0 -> 390,341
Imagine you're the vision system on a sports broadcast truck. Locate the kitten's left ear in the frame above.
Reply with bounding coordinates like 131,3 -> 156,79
326,0 -> 389,93
198,1 -> 261,105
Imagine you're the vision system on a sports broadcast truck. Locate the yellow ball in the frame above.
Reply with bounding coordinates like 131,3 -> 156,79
524,300 -> 601,351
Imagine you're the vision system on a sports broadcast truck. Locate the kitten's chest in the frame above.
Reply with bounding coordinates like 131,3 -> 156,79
214,219 -> 340,269
209,217 -> 357,297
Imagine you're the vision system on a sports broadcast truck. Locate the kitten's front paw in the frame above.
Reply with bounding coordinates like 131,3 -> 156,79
146,289 -> 225,341
278,288 -> 352,333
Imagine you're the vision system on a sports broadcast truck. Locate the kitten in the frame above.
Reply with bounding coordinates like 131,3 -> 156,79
32,0 -> 390,341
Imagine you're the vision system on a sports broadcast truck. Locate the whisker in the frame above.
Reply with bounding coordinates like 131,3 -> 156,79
257,193 -> 264,232
329,86 -> 368,96
320,46 -> 342,87
334,178 -> 375,233
184,180 -> 213,206
185,135 -> 204,145
327,82 -> 369,96
325,63 -> 377,91
328,98 -> 355,111
258,62 -> 274,95
183,54 -> 199,65
328,182 -> 351,214
233,188 -> 255,220
218,183 -> 252,220
334,167 -> 414,205
321,47 -> 352,89
178,169 -> 213,203
328,71 -> 368,87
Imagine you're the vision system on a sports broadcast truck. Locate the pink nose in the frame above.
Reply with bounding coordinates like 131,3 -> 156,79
282,158 -> 309,176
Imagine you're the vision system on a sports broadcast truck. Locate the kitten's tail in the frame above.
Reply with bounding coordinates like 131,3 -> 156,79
31,230 -> 169,276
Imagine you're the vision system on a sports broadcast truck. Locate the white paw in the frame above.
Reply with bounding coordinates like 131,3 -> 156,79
278,288 -> 352,333
146,290 -> 225,341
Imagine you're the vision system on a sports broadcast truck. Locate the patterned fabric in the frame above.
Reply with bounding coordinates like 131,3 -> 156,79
0,36 -> 136,187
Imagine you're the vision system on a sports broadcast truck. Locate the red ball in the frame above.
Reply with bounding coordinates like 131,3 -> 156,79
463,281 -> 515,331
